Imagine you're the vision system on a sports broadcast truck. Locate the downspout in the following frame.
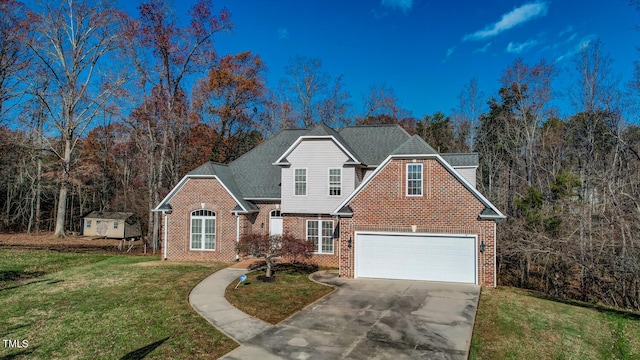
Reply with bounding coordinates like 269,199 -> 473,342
235,213 -> 240,261
494,221 -> 497,288
163,212 -> 169,260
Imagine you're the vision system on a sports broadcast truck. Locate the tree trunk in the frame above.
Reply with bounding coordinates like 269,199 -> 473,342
54,138 -> 72,237
265,257 -> 273,278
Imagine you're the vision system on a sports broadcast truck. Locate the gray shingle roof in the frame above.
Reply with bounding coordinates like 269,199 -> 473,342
440,153 -> 479,167
85,212 -> 134,220
230,129 -> 307,199
188,161 -> 259,212
338,125 -> 411,165
182,124 -> 477,201
390,135 -> 438,155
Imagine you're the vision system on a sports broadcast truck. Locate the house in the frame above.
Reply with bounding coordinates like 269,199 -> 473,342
82,212 -> 142,240
154,124 -> 505,286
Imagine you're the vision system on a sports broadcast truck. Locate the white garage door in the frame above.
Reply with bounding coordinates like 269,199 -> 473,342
355,233 -> 477,284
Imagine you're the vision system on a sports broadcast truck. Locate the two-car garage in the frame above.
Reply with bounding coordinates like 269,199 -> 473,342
354,232 -> 478,284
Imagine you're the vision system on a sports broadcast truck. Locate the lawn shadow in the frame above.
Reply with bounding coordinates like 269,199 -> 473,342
0,270 -> 45,282
521,288 -> 640,320
0,346 -> 39,360
0,278 -> 63,293
119,337 -> 169,360
0,323 -> 31,338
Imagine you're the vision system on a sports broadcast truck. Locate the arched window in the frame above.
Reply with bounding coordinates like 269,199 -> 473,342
190,210 -> 216,250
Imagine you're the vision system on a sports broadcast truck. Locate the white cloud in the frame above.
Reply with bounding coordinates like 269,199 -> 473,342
446,46 -> 456,58
381,0 -> 413,13
474,42 -> 493,54
556,36 -> 594,62
464,2 -> 549,41
277,27 -> 289,40
506,39 -> 538,53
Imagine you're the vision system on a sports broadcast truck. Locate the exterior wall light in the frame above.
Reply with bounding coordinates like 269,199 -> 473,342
348,236 -> 352,248
480,240 -> 486,253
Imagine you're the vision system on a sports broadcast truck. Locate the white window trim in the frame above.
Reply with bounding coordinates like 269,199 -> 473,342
406,163 -> 423,197
293,168 -> 308,196
190,210 -> 216,251
328,168 -> 342,196
306,219 -> 334,254
86,220 -> 92,228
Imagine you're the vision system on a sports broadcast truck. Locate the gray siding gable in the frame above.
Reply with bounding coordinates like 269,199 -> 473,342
281,138 -> 356,214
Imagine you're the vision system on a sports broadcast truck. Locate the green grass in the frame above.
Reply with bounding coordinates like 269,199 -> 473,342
0,249 -> 237,359
225,264 -> 334,324
470,287 -> 640,360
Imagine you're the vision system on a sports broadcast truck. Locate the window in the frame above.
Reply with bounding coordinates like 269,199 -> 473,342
306,220 -> 334,254
113,221 -> 119,229
294,168 -> 307,196
190,209 -> 216,250
328,168 -> 341,196
86,220 -> 92,228
407,163 -> 423,196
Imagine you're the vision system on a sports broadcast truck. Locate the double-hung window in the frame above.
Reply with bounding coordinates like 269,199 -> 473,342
328,168 -> 341,196
306,220 -> 334,254
190,210 -> 216,250
294,168 -> 307,196
407,163 -> 423,196
113,221 -> 119,229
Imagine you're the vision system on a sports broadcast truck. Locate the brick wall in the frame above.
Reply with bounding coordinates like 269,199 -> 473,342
282,214 -> 340,268
338,158 -> 497,287
162,178 -> 242,262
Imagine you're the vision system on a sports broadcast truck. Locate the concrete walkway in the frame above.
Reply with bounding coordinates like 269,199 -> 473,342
189,266 -> 273,343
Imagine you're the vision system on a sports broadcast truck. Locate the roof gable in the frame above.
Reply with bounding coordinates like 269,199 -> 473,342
274,124 -> 362,166
154,161 -> 258,213
390,135 -> 438,155
333,154 -> 505,220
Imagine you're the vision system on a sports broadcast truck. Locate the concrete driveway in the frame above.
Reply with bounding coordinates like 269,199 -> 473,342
222,271 -> 480,360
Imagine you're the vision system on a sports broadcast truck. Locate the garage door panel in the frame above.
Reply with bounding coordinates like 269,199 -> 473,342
355,233 -> 476,283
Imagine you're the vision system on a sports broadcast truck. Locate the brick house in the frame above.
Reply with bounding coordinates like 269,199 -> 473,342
153,124 -> 505,286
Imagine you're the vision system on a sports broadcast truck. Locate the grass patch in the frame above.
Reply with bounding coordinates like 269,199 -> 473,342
225,263 -> 333,324
0,249 -> 237,359
470,287 -> 640,359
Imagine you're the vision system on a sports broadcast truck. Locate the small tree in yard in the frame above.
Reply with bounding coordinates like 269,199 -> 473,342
237,233 -> 315,279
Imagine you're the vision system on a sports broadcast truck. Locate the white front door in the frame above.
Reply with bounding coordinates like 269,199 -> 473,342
355,232 -> 477,284
269,210 -> 283,236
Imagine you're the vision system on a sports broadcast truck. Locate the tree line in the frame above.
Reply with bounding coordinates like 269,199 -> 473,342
1,0 -> 640,311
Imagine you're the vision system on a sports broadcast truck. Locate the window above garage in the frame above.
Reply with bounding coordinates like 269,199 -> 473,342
406,163 -> 423,196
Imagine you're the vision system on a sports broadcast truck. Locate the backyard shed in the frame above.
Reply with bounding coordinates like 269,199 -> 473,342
82,212 -> 142,240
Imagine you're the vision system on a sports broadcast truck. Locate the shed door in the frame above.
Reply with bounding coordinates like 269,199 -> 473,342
355,233 -> 477,284
96,221 -> 108,236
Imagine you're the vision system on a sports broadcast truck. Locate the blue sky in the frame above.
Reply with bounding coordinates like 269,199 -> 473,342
133,0 -> 640,119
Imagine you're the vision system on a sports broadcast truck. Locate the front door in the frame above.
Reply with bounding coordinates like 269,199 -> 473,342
269,210 -> 283,236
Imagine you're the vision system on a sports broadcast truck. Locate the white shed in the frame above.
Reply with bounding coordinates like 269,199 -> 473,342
82,212 -> 142,240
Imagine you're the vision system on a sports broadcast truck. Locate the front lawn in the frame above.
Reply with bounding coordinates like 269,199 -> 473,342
470,287 -> 640,359
225,263 -> 334,324
1,249 -> 237,359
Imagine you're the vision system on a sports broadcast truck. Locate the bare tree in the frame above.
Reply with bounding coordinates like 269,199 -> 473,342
453,78 -> 484,151
283,56 -> 329,128
29,0 -> 128,237
358,83 -> 409,124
